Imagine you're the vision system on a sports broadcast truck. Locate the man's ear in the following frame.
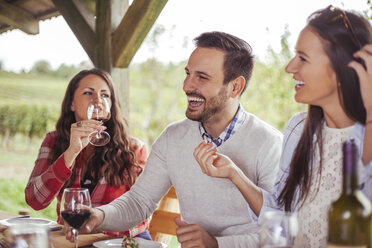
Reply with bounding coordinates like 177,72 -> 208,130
230,76 -> 245,98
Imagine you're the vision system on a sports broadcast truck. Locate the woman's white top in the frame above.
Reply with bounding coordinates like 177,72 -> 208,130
296,122 -> 353,247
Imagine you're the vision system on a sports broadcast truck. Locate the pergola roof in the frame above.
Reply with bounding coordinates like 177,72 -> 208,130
0,0 -> 167,69
0,0 -> 59,35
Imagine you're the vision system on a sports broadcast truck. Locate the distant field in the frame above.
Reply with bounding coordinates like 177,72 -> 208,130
0,71 -> 67,107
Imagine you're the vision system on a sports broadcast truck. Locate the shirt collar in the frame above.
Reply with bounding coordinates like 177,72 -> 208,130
198,104 -> 246,147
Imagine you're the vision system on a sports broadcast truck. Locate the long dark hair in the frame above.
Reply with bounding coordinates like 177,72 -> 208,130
277,6 -> 372,211
53,68 -> 138,189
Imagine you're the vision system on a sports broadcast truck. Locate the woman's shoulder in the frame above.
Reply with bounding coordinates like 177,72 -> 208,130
41,131 -> 57,146
129,136 -> 148,167
284,112 -> 307,135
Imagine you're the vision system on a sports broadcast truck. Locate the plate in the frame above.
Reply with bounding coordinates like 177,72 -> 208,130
93,238 -> 168,248
0,217 -> 57,227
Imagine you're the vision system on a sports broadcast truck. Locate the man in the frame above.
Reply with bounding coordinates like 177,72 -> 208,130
67,31 -> 283,247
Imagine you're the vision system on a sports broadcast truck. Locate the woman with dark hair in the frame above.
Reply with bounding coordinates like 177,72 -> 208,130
25,68 -> 151,239
193,6 -> 372,246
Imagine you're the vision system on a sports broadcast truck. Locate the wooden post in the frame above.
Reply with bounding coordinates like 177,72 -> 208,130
96,0 -> 112,73
111,0 -> 129,117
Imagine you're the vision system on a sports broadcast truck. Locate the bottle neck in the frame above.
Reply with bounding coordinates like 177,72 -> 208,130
342,141 -> 358,194
342,169 -> 358,194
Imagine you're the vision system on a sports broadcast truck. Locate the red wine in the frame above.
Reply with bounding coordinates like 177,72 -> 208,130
92,117 -> 109,122
61,209 -> 91,230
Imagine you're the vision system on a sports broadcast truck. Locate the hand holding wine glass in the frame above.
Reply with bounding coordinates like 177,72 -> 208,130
61,188 -> 92,248
87,97 -> 111,146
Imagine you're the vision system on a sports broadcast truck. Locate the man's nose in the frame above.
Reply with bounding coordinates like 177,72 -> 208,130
183,76 -> 195,92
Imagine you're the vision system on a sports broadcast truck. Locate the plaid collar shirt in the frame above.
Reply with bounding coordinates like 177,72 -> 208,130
199,104 -> 246,147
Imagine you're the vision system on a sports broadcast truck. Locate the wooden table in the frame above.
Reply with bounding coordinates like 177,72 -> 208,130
0,210 -> 113,248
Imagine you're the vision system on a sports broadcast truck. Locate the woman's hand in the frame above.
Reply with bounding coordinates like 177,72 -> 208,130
349,44 -> 372,164
193,141 -> 240,180
69,120 -> 102,153
349,44 -> 372,115
64,120 -> 104,168
129,136 -> 147,167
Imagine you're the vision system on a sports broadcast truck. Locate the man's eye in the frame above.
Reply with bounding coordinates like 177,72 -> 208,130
199,76 -> 208,80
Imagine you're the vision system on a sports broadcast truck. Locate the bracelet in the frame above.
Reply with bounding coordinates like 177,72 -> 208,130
366,120 -> 372,126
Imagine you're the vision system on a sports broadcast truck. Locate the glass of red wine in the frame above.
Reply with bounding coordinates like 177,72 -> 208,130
87,98 -> 111,146
61,188 -> 92,248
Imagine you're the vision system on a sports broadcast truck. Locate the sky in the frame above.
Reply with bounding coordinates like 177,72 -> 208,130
0,0 -> 370,72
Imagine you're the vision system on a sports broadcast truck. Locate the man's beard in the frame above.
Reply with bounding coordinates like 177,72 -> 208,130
186,85 -> 229,123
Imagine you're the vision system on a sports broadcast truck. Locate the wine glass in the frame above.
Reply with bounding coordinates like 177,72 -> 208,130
259,211 -> 299,248
87,97 -> 111,146
61,188 -> 92,248
7,223 -> 51,248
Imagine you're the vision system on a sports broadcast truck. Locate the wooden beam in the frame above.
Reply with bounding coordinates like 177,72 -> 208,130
111,0 -> 130,117
51,0 -> 96,64
0,0 -> 39,34
96,0 -> 112,72
112,0 -> 167,68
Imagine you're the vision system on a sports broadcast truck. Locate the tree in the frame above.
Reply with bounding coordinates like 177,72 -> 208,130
30,60 -> 52,75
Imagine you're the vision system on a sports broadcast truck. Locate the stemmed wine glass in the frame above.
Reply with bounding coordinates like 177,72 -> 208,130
259,211 -> 299,248
61,188 -> 92,248
87,97 -> 111,146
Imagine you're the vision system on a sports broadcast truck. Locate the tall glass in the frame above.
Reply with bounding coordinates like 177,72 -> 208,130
7,223 -> 51,248
259,211 -> 299,248
60,188 -> 91,248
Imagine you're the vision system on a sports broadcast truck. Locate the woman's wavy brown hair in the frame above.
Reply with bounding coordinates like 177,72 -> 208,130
277,6 -> 372,211
52,68 -> 138,189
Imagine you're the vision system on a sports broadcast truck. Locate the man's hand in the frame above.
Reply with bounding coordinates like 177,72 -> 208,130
193,141 -> 240,180
64,208 -> 105,242
174,217 -> 218,248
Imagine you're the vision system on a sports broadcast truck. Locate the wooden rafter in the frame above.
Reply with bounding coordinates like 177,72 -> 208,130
0,0 -> 39,34
51,0 -> 96,63
96,0 -> 111,72
112,0 -> 167,68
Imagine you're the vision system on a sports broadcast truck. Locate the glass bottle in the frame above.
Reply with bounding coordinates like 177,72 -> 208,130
327,139 -> 372,247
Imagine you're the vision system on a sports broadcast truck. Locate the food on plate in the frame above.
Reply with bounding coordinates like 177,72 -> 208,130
0,225 -> 10,248
121,235 -> 139,248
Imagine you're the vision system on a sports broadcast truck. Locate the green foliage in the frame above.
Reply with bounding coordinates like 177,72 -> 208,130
30,60 -> 52,75
0,71 -> 67,106
0,179 -> 57,220
243,27 -> 305,131
129,59 -> 187,145
0,104 -> 59,146
52,64 -> 81,79
0,72 -> 63,145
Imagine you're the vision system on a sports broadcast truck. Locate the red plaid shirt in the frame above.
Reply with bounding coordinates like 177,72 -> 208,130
25,131 -> 150,237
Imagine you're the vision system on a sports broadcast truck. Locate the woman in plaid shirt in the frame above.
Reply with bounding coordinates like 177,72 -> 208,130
24,68 -> 151,239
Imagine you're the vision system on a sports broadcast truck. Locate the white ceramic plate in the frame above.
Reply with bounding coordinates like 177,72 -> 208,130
93,238 -> 168,248
0,217 -> 57,227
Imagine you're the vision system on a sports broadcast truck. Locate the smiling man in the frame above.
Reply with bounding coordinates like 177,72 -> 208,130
67,32 -> 283,248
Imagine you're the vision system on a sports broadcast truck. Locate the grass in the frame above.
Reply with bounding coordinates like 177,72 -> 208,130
0,71 -> 67,107
0,178 -> 58,220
